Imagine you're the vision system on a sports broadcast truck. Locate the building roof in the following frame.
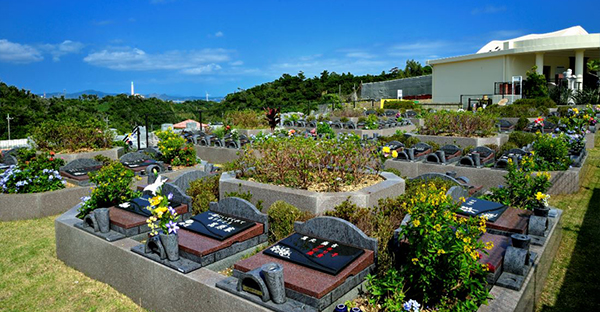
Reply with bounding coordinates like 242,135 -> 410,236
476,26 -> 589,54
428,26 -> 600,65
173,119 -> 208,129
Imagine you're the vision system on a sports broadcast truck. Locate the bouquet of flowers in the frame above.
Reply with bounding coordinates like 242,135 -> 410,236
143,176 -> 180,236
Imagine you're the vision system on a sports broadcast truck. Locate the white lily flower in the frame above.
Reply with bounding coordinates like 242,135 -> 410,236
143,176 -> 168,195
119,202 -> 130,208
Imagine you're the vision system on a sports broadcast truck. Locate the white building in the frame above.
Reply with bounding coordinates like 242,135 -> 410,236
427,26 -> 600,104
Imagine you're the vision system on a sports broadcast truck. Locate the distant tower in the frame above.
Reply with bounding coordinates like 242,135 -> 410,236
131,82 -> 134,96
206,91 -> 209,101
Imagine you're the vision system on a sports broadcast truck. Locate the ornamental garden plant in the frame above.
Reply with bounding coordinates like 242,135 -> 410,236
0,149 -> 66,194
421,110 -> 497,137
232,134 -> 380,192
29,119 -> 114,153
77,161 -> 139,218
156,127 -> 197,166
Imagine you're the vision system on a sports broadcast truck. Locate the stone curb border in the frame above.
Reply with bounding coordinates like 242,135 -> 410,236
0,186 -> 89,221
55,205 -> 272,312
219,171 -> 405,215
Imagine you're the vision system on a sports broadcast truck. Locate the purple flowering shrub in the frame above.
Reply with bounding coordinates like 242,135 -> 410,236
0,149 -> 66,194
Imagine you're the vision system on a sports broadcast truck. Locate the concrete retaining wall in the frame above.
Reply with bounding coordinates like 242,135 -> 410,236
56,147 -> 125,162
219,171 -> 405,214
412,133 -> 509,148
194,146 -> 241,164
55,206 -> 271,312
0,186 -> 89,221
384,158 -> 585,195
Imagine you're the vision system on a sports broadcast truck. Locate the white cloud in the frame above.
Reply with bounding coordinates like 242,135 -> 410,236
345,51 -> 375,59
0,39 -> 43,64
40,40 -> 85,61
388,41 -> 452,58
180,64 -> 222,75
215,31 -> 224,37
83,47 -> 232,74
230,60 -> 244,66
471,5 -> 506,15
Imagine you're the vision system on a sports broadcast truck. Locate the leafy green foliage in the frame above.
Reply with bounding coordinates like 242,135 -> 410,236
0,150 -> 66,194
226,110 -> 268,129
232,135 -> 379,191
156,128 -> 197,166
421,111 -> 497,137
531,133 -> 572,171
572,87 -> 600,105
77,162 -> 139,218
524,66 -> 549,98
315,122 -> 335,138
383,100 -> 418,110
29,119 -> 114,153
365,268 -> 406,311
482,157 -> 552,210
186,174 -> 220,215
264,107 -> 281,131
267,200 -> 312,244
399,182 -> 490,310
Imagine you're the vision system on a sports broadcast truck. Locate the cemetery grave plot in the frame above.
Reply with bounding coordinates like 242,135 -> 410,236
217,217 -> 377,312
458,146 -> 496,167
75,182 -> 191,241
131,197 -> 268,273
59,158 -> 103,185
457,197 -> 532,235
425,144 -> 462,164
497,119 -> 515,132
395,142 -> 433,161
410,172 -> 483,196
494,148 -> 528,169
119,151 -> 163,172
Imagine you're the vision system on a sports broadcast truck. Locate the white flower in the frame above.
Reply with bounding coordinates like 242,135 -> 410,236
143,176 -> 168,195
119,202 -> 131,208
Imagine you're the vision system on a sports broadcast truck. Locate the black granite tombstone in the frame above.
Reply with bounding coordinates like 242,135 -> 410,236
178,211 -> 255,241
458,197 -> 508,222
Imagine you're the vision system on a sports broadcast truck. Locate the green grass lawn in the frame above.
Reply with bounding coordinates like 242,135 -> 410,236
537,136 -> 600,311
1,137 -> 599,311
0,216 -> 145,312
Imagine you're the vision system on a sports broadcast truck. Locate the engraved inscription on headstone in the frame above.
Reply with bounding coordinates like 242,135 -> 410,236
263,233 -> 364,275
178,211 -> 254,240
458,197 -> 507,222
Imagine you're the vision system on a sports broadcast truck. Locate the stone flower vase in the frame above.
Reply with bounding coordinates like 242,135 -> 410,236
533,205 -> 550,217
95,208 -> 111,233
159,232 -> 179,261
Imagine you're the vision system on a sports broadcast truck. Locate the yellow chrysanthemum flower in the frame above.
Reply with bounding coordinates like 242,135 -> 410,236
411,258 -> 419,265
392,150 -> 398,158
412,219 -> 420,227
437,249 -> 446,255
433,224 -> 442,232
382,146 -> 391,154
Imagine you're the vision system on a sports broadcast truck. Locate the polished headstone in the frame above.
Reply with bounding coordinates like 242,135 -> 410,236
263,233 -> 365,275
180,211 -> 255,241
60,158 -> 103,180
458,197 -> 507,222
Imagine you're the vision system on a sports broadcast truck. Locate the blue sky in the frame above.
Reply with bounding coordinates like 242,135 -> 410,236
0,0 -> 598,97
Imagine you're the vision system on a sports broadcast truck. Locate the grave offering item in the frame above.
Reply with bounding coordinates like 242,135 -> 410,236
107,181 -> 191,239
425,144 -> 462,164
81,207 -> 111,233
496,234 -> 537,291
218,217 -> 377,312
458,197 -> 508,222
59,158 -> 103,182
459,146 -> 495,167
120,152 -> 161,172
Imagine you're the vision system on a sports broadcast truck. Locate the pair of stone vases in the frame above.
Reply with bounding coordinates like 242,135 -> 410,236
82,208 -> 111,233
145,232 -> 180,261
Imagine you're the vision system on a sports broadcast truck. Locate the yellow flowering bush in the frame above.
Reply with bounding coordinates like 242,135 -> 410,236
398,182 -> 491,310
156,128 -> 197,166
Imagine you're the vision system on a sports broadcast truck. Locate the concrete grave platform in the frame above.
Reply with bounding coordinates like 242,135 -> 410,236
55,147 -> 125,162
55,205 -> 273,312
478,209 -> 562,312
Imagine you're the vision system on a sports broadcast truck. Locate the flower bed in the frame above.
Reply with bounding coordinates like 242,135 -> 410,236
219,171 -> 404,214
421,110 -> 498,137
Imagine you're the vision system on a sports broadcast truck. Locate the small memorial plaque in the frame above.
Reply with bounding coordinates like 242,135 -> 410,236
65,166 -> 101,177
458,197 -> 507,222
178,211 -> 254,241
120,195 -> 152,217
263,233 -> 364,275
123,159 -> 156,168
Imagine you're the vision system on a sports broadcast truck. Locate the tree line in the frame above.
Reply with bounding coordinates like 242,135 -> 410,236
0,60 -> 431,140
